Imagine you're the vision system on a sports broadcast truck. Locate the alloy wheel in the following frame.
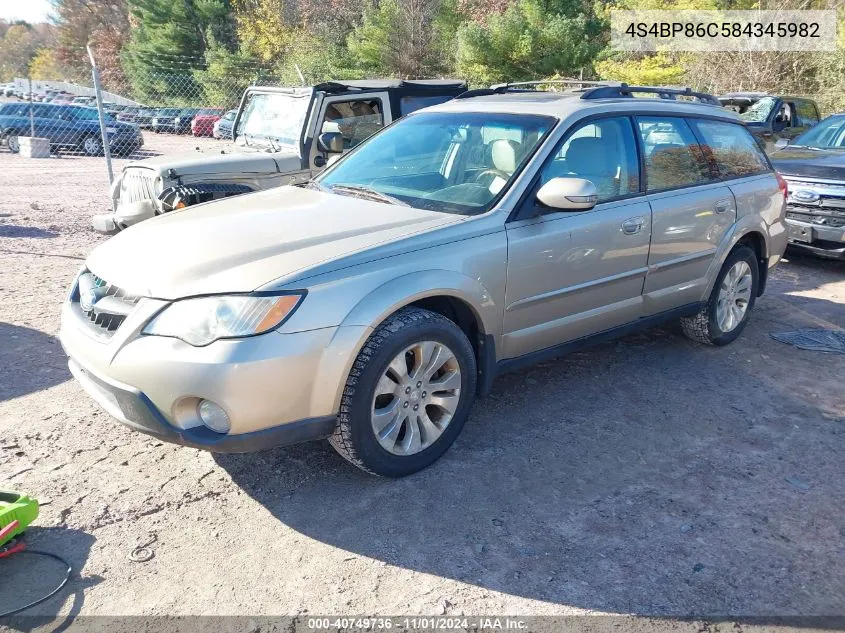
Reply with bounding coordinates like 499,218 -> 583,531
83,137 -> 101,155
371,340 -> 462,456
716,260 -> 752,333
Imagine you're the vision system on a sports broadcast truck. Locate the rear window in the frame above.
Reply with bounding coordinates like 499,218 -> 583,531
689,119 -> 770,179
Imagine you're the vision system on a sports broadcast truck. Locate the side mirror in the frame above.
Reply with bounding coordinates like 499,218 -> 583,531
318,132 -> 344,154
536,177 -> 598,211
774,138 -> 790,149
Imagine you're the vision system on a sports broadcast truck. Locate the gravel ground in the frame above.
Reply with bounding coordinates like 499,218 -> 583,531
0,131 -> 844,626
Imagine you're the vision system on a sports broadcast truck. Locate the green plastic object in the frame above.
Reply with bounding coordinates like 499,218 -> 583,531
0,491 -> 39,546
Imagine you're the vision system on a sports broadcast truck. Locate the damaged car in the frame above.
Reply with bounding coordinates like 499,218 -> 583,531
93,79 -> 467,234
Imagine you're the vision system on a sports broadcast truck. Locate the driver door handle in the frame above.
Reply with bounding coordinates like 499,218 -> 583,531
621,216 -> 644,235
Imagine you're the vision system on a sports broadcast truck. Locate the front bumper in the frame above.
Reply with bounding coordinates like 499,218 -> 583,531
785,218 -> 845,260
92,199 -> 156,234
67,358 -> 336,452
59,294 -> 368,452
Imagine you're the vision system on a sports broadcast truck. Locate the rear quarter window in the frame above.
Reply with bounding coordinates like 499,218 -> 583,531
399,95 -> 457,116
689,119 -> 770,179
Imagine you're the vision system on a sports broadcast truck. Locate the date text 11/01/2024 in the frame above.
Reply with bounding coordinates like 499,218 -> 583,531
307,618 -> 528,630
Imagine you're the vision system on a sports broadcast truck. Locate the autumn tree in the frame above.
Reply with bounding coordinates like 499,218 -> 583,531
0,23 -> 52,82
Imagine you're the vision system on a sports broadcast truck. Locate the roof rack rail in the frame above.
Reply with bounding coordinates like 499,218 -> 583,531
489,80 -> 618,92
579,84 -> 721,105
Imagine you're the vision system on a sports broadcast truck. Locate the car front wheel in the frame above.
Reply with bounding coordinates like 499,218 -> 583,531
82,135 -> 103,156
329,307 -> 477,477
681,245 -> 759,346
7,134 -> 20,153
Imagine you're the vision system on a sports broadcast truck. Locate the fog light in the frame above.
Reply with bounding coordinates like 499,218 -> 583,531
197,400 -> 230,434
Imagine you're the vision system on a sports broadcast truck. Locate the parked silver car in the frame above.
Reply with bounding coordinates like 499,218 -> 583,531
61,82 -> 788,476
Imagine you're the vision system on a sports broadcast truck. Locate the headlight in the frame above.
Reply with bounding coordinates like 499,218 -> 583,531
143,293 -> 305,346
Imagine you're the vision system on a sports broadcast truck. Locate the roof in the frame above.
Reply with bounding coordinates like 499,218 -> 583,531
314,79 -> 467,93
423,91 -> 738,123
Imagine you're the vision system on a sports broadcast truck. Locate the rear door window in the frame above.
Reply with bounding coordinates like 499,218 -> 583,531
637,116 -> 715,191
689,119 -> 770,179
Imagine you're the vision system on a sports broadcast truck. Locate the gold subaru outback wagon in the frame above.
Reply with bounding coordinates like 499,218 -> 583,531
61,82 -> 788,476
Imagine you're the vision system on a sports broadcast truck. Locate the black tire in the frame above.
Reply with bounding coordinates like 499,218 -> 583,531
7,134 -> 20,153
81,135 -> 103,157
329,307 -> 477,477
680,245 -> 759,346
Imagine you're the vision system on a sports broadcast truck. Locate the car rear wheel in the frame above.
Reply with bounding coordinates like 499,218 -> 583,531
7,134 -> 20,153
329,307 -> 477,477
82,135 -> 103,157
680,245 -> 759,346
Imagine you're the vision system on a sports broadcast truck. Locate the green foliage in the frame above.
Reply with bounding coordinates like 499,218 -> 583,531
596,53 -> 687,85
347,0 -> 460,77
456,0 -> 603,85
123,0 -> 236,104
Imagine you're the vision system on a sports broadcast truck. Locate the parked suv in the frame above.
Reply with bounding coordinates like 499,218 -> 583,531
92,79 -> 468,233
0,103 -> 143,156
770,113 -> 845,259
61,82 -> 787,477
719,93 -> 820,152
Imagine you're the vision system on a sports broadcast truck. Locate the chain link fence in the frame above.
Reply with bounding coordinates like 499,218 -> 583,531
0,51 -> 283,178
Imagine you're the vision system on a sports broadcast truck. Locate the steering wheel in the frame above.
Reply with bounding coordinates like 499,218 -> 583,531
474,168 -> 511,184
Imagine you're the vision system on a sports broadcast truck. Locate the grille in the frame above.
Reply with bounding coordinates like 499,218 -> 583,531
75,273 -> 141,337
784,178 -> 845,229
120,169 -> 158,204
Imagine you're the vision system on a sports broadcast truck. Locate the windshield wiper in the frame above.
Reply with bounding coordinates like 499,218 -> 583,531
330,184 -> 410,207
304,179 -> 329,192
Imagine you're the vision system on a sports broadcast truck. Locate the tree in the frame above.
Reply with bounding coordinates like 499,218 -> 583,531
29,48 -> 64,80
347,0 -> 460,77
51,0 -> 132,90
0,23 -> 50,82
595,52 -> 686,85
122,0 -> 237,104
456,0 -> 603,85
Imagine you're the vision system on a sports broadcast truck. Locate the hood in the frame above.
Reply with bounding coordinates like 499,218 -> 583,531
770,147 -> 845,180
122,147 -> 300,177
86,186 -> 463,299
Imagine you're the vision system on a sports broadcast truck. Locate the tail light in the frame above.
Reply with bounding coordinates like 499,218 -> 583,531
776,172 -> 788,199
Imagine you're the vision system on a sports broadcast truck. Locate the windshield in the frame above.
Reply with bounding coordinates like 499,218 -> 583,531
157,108 -> 181,116
237,91 -> 310,148
738,97 -> 776,123
792,116 -> 845,149
317,111 -> 555,215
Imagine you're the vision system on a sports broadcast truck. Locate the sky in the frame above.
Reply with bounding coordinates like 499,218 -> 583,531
0,0 -> 53,24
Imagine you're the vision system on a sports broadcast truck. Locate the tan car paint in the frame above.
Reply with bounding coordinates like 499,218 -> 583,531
63,93 -> 788,447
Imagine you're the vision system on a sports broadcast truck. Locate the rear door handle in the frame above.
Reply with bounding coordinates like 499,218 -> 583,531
715,199 -> 733,214
621,216 -> 644,235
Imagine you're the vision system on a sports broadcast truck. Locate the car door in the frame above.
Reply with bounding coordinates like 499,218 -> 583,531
637,116 -> 736,314
308,92 -> 393,175
32,105 -> 61,143
502,115 -> 651,360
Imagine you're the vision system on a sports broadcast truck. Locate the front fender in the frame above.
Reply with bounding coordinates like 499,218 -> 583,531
340,269 -> 497,335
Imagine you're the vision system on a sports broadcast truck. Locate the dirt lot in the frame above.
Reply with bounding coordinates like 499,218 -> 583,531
0,130 -> 844,624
